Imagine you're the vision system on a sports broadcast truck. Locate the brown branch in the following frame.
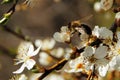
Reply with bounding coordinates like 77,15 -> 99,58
7,0 -> 18,14
3,25 -> 30,41
38,58 -> 67,80
0,0 -> 31,41
38,46 -> 86,80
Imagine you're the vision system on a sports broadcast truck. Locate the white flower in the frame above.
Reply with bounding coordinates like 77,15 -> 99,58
35,38 -> 55,50
53,26 -> 71,42
100,0 -> 113,11
39,52 -> 53,66
82,46 -> 109,77
51,48 -> 64,58
13,42 -> 41,74
83,46 -> 108,59
65,57 -> 86,73
66,46 -> 109,77
92,26 -> 113,40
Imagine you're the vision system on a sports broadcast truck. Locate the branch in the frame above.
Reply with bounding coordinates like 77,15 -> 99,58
0,0 -> 31,41
38,35 -> 106,79
2,25 -> 30,41
38,58 -> 67,80
0,0 -> 30,41
38,46 -> 86,80
7,0 -> 19,14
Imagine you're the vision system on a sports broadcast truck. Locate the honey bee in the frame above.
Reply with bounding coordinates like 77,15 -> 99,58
68,15 -> 93,35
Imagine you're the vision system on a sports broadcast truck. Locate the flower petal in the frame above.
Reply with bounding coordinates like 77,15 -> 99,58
109,55 -> 120,70
39,52 -> 52,66
94,46 -> 108,59
25,59 -> 36,70
82,46 -> 93,57
99,27 -> 113,39
28,45 -> 41,57
93,26 -> 113,39
13,63 -> 26,74
27,44 -> 34,56
35,39 -> 42,48
109,56 -> 117,70
53,32 -> 63,42
98,64 -> 109,77
42,39 -> 55,50
92,26 -> 100,37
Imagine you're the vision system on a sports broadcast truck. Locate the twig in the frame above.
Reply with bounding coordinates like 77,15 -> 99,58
38,46 -> 86,80
0,0 -> 31,41
38,58 -> 67,80
0,0 -> 29,41
7,0 -> 18,13
3,25 -> 30,41
38,34 -> 106,80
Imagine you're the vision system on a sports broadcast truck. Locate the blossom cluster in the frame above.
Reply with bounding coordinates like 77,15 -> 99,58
13,38 -> 73,75
53,12 -> 120,77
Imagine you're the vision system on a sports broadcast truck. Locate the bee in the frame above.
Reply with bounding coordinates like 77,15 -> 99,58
68,15 -> 93,35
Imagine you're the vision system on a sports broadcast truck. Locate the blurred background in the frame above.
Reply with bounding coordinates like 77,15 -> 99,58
0,0 -> 115,80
